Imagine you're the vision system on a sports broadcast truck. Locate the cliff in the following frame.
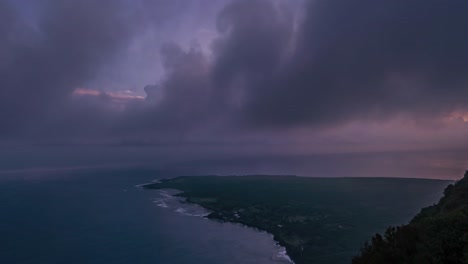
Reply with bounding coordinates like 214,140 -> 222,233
352,171 -> 468,264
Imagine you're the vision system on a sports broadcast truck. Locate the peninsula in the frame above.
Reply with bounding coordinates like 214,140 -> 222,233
144,176 -> 450,264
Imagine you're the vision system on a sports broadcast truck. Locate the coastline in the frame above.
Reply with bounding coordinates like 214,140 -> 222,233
204,208 -> 295,264
201,205 -> 295,264
142,176 -> 451,264
140,182 -> 295,263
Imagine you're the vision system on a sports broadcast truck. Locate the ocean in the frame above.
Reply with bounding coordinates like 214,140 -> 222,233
0,169 -> 292,264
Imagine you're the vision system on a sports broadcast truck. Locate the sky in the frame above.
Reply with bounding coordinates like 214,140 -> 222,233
1,0 -> 468,179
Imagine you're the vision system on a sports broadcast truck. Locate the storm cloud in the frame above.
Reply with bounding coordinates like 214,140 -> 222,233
210,0 -> 468,128
137,0 -> 468,133
2,0 -> 468,177
0,0 -> 134,137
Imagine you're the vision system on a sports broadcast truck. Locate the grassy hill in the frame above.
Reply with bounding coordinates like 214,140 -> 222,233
353,171 -> 468,264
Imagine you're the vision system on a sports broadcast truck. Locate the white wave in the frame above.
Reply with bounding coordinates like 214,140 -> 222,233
275,248 -> 294,263
159,190 -> 173,198
135,179 -> 161,188
156,202 -> 169,208
153,199 -> 169,208
150,189 -> 210,218
175,207 -> 211,217
149,188 -> 293,262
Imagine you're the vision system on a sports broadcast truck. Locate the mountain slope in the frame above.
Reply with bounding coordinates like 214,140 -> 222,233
353,171 -> 468,264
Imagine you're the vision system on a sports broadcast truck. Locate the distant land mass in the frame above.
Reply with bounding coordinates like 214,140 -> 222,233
353,171 -> 468,264
144,176 -> 450,264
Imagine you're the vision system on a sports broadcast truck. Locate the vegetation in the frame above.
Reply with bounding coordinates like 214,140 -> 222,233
353,171 -> 468,264
144,175 -> 449,264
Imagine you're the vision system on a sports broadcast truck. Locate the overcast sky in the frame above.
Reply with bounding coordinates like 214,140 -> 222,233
1,0 -> 468,179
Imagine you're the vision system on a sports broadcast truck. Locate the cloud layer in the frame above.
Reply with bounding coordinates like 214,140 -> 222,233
1,0 -> 468,156
207,0 -> 468,128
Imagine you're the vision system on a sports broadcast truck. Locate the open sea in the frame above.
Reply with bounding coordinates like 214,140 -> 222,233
0,169 -> 293,264
0,141 -> 450,264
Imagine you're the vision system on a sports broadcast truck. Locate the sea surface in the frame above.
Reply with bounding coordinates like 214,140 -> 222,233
0,169 -> 292,264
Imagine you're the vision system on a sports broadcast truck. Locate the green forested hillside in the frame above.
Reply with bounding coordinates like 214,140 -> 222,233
353,171 -> 468,264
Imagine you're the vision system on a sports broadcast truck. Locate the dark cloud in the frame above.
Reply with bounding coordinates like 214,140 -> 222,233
2,0 -> 468,178
0,0 -> 133,138
2,0 -> 468,147
212,0 -> 294,96
122,42 -> 214,135
119,0 -> 296,138
238,0 -> 468,128
145,0 -> 468,131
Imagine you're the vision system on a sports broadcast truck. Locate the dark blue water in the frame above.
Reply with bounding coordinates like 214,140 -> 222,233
0,169 -> 290,264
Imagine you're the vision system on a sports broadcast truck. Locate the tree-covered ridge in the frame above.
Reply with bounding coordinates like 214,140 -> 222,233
353,171 -> 468,264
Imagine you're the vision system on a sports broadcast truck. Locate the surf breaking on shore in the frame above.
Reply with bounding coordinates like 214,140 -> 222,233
137,180 -> 295,263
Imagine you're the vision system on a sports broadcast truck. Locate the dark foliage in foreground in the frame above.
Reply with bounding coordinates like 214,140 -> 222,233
353,171 -> 468,264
